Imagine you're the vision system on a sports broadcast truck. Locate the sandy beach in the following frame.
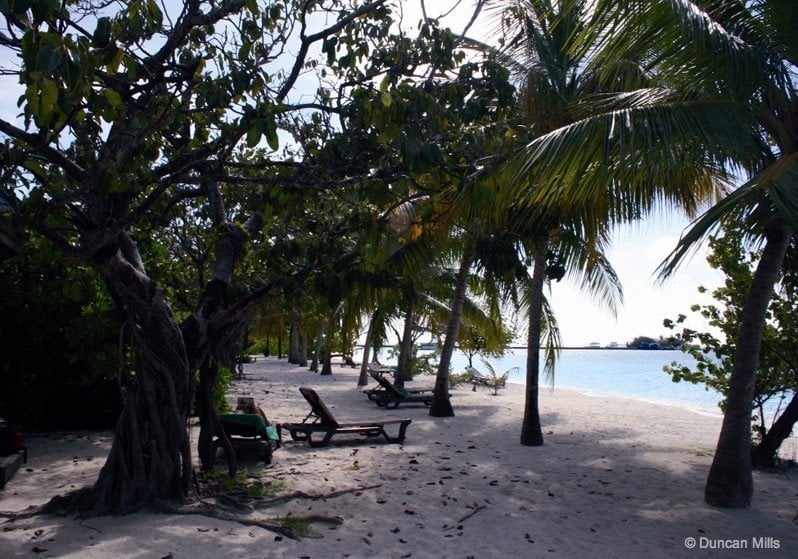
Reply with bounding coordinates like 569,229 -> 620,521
1,356 -> 796,558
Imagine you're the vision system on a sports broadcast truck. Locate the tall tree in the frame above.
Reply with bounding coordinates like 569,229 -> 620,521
485,0 -> 638,444
664,229 -> 798,469
0,0 -> 465,513
562,0 -> 798,508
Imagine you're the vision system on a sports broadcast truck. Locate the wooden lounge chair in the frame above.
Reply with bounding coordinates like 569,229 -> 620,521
466,365 -> 515,394
368,373 -> 435,409
363,369 -> 434,402
214,413 -> 281,465
281,387 -> 412,447
466,366 -> 494,390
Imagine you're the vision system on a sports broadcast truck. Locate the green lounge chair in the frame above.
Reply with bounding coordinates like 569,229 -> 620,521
214,413 -> 281,465
281,387 -> 412,447
368,372 -> 435,409
363,369 -> 434,402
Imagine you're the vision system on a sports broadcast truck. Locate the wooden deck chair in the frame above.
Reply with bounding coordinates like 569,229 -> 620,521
281,387 -> 412,447
363,369 -> 434,402
369,373 -> 435,409
466,365 -> 514,394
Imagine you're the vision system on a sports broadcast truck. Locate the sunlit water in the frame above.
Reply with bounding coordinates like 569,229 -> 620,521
354,346 -> 797,459
362,347 -> 794,421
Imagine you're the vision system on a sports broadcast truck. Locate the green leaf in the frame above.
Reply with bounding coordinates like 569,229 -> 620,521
246,119 -> 262,147
380,92 -> 392,107
39,78 -> 58,116
106,47 -> 124,74
35,42 -> 61,73
146,0 -> 163,27
93,17 -> 111,47
103,88 -> 122,109
264,117 -> 279,150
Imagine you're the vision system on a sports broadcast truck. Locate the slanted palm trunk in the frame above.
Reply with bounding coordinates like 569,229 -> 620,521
521,242 -> 547,446
705,221 -> 792,507
752,391 -> 798,469
430,248 -> 474,417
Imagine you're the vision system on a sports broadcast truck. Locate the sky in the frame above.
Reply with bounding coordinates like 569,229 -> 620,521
0,1 -> 726,347
546,214 -> 723,347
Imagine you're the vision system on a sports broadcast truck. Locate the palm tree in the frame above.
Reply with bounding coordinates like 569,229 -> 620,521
484,0 -> 663,445
507,0 -> 796,506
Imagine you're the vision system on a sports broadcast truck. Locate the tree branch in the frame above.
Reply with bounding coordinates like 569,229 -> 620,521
276,0 -> 389,102
0,120 -> 88,182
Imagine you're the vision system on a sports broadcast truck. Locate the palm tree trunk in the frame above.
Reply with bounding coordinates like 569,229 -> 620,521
396,296 -> 416,387
358,312 -> 380,385
320,317 -> 334,375
521,241 -> 547,446
310,320 -> 324,372
288,311 -> 301,364
430,247 -> 475,417
705,221 -> 792,507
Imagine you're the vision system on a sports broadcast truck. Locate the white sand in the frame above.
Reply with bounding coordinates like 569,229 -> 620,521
1,357 -> 796,558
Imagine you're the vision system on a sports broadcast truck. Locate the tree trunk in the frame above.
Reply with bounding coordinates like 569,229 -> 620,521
396,296 -> 416,387
520,243 -> 547,446
196,359 -> 236,475
752,390 -> 798,469
46,246 -> 193,515
310,320 -> 325,372
320,318 -> 334,375
289,311 -> 302,364
298,328 -> 308,367
358,312 -> 380,386
705,221 -> 792,508
430,248 -> 474,417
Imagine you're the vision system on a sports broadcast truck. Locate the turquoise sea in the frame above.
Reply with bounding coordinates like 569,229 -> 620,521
361,347 -> 736,418
355,346 -> 797,460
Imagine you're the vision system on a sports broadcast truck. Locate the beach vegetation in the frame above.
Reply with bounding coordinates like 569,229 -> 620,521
596,0 -> 797,509
665,229 -> 798,469
501,0 -> 796,509
0,0 -> 510,515
0,234 -> 121,429
273,515 -> 314,537
478,359 -> 511,396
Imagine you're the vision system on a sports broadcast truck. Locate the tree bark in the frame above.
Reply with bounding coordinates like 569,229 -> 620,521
520,242 -> 547,446
197,360 -> 236,475
430,248 -> 474,417
705,221 -> 792,507
49,244 -> 193,515
752,390 -> 798,469
396,296 -> 416,387
358,312 -> 380,385
320,318 -> 334,375
310,320 -> 324,372
289,311 -> 302,364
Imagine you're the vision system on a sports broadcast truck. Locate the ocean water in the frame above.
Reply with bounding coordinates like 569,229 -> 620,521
361,347 -> 722,417
356,346 -> 797,459
455,348 -> 724,416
